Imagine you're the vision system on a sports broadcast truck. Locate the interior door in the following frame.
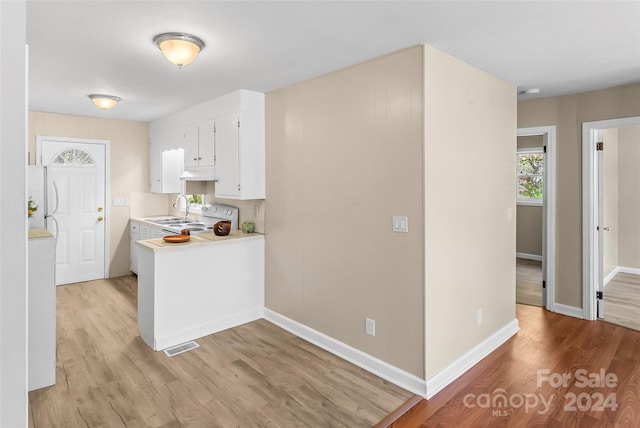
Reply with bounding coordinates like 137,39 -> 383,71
39,139 -> 107,285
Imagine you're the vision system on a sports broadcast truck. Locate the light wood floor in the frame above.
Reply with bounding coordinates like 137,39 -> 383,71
604,272 -> 640,332
29,276 -> 413,427
516,257 -> 542,307
388,304 -> 640,427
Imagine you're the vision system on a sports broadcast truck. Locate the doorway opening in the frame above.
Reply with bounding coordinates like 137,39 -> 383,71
516,126 -> 556,311
583,117 -> 640,323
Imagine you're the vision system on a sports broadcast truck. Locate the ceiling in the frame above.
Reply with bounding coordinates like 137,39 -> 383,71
26,1 -> 640,123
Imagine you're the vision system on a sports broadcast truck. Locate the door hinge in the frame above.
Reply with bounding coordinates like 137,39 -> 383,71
543,146 -> 547,153
542,280 -> 546,289
596,291 -> 603,300
237,118 -> 241,128
596,142 -> 604,151
237,184 -> 241,191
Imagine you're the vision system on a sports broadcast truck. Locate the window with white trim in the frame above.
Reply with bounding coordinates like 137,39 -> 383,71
179,194 -> 205,213
517,148 -> 544,206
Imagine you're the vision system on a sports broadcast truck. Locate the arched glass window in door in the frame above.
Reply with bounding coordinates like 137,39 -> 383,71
52,149 -> 95,166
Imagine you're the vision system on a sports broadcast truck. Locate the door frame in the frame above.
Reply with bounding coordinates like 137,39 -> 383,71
36,135 -> 111,280
517,126 -> 556,312
582,116 -> 640,320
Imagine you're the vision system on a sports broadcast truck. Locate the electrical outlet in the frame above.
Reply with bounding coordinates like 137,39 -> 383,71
365,318 -> 376,336
477,309 -> 483,326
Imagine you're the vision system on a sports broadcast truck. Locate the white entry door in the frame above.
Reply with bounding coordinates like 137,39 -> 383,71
39,138 -> 107,285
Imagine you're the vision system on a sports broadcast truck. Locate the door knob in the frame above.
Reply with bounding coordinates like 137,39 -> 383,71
97,216 -> 104,222
97,207 -> 103,212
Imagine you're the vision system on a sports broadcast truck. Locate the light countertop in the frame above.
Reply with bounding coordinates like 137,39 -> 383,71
136,230 -> 263,252
28,229 -> 53,239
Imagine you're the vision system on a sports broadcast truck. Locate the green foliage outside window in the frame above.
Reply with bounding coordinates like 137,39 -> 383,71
188,194 -> 203,204
518,153 -> 543,200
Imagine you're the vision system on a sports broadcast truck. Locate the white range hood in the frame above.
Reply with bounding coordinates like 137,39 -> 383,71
179,166 -> 216,181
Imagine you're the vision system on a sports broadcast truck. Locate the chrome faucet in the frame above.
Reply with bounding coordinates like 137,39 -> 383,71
173,194 -> 190,219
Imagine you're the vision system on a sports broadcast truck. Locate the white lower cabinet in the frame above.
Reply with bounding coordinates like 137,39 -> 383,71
130,221 -> 140,274
28,233 -> 56,391
137,236 -> 265,351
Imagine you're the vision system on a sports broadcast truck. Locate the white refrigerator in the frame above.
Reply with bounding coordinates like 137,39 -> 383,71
27,165 -> 59,236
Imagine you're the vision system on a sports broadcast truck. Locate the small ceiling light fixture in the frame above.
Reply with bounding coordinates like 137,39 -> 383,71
88,94 -> 121,110
519,88 -> 541,95
153,32 -> 205,68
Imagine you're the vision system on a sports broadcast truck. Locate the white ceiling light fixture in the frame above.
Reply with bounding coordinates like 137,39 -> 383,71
88,94 -> 121,110
153,32 -> 205,68
519,88 -> 541,95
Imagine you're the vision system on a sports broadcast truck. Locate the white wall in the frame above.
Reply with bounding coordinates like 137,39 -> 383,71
0,0 -> 28,425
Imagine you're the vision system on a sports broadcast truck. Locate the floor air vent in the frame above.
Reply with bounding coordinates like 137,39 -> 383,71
163,341 -> 200,357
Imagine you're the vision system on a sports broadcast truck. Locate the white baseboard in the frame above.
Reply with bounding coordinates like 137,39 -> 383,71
263,308 -> 428,397
604,267 -> 620,287
155,307 -> 264,351
425,319 -> 520,399
516,252 -> 543,261
619,266 -> 640,276
603,266 -> 640,288
554,303 -> 584,319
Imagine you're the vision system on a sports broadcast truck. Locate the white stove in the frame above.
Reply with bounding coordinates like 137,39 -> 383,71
146,203 -> 238,235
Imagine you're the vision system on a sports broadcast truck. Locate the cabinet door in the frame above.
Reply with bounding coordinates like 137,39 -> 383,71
149,138 -> 163,193
214,113 -> 240,197
198,119 -> 215,166
130,222 -> 140,273
183,124 -> 200,168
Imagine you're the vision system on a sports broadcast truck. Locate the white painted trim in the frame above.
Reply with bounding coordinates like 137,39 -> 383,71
582,117 -> 640,320
604,267 -> 620,287
425,319 -> 520,399
36,135 -> 111,279
155,307 -> 264,351
517,199 -> 543,207
619,266 -> 640,276
263,308 -> 428,397
554,304 -> 584,320
516,252 -> 543,262
518,126 -> 556,312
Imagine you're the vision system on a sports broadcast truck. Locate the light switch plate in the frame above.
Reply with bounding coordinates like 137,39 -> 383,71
392,216 -> 408,233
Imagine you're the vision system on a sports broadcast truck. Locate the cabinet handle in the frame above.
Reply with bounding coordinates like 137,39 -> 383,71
193,157 -> 198,161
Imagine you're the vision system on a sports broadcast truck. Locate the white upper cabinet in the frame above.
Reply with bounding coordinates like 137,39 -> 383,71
183,121 -> 215,168
149,90 -> 265,198
198,119 -> 216,166
214,110 -> 265,199
183,124 -> 199,168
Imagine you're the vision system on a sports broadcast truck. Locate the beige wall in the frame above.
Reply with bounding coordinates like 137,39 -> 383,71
265,44 -> 516,380
518,83 -> 640,308
618,126 -> 640,269
266,46 -> 425,377
29,111 -> 150,278
603,129 -> 619,278
516,206 -> 542,256
423,45 -> 516,376
517,135 -> 543,149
